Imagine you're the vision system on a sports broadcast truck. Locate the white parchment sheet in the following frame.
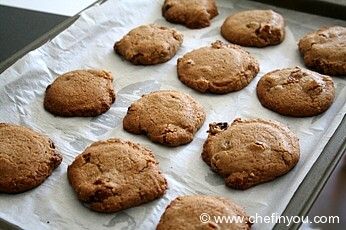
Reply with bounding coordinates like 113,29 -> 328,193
0,0 -> 345,229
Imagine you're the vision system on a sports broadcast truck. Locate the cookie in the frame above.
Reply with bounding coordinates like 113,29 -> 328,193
67,138 -> 167,213
298,26 -> 346,75
44,69 -> 115,117
221,10 -> 285,47
177,41 -> 259,93
123,90 -> 205,146
257,67 -> 335,117
202,118 -> 300,190
114,24 -> 183,65
162,0 -> 218,29
0,123 -> 62,193
157,195 -> 251,230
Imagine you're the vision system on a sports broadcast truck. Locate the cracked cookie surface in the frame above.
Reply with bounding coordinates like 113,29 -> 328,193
44,69 -> 115,117
157,195 -> 251,230
177,41 -> 259,94
123,90 -> 205,146
0,123 -> 62,193
67,138 -> 167,213
221,10 -> 285,47
298,26 -> 346,75
114,24 -> 183,65
202,118 -> 300,190
162,0 -> 218,29
257,67 -> 335,117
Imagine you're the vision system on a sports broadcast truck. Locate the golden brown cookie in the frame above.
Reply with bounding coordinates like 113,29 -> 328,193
202,118 -> 300,190
0,123 -> 62,193
221,10 -> 285,47
67,138 -> 167,213
177,41 -> 260,93
257,67 -> 335,117
114,24 -> 183,65
298,26 -> 346,75
123,90 -> 205,146
162,0 -> 218,29
44,69 -> 115,117
157,195 -> 251,230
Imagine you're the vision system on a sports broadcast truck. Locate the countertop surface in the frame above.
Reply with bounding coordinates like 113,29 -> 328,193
0,5 -> 67,63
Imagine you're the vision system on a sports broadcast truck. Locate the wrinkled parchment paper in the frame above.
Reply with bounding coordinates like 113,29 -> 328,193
0,0 -> 345,229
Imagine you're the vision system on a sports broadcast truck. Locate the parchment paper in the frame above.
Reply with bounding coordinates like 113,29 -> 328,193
0,0 -> 345,229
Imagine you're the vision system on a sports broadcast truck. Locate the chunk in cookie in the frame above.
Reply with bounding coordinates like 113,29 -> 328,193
123,90 -> 205,146
67,138 -> 167,213
202,118 -> 300,190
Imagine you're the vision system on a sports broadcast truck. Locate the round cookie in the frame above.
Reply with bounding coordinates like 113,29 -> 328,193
44,69 -> 115,117
202,118 -> 300,190
257,67 -> 335,117
221,10 -> 285,47
157,195 -> 251,230
114,24 -> 183,65
162,0 -> 218,29
0,123 -> 62,193
123,90 -> 205,146
298,26 -> 346,75
67,138 -> 167,213
177,41 -> 259,93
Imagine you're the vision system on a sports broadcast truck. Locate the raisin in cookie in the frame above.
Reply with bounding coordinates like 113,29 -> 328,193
177,41 -> 259,93
162,0 -> 218,29
114,24 -> 183,65
257,67 -> 335,117
221,10 -> 285,47
298,26 -> 346,75
0,123 -> 62,193
202,118 -> 300,190
68,138 -> 167,213
157,195 -> 251,230
44,69 -> 115,117
123,90 -> 205,146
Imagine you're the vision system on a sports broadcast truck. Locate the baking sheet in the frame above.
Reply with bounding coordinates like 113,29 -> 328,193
0,0 -> 346,229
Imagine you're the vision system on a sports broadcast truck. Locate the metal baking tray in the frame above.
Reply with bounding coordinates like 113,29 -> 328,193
0,0 -> 345,229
